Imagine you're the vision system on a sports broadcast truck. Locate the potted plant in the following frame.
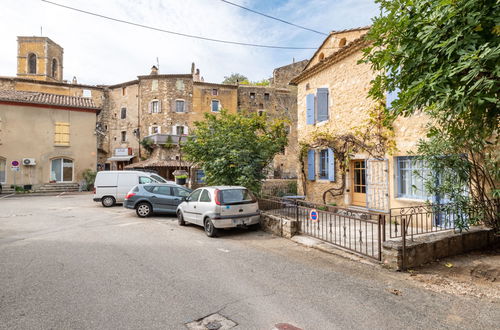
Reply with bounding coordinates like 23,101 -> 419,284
173,170 -> 189,186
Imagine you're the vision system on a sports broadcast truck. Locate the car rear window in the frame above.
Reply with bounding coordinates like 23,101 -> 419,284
220,189 -> 256,205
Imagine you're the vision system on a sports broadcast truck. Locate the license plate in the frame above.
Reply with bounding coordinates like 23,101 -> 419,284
232,218 -> 245,225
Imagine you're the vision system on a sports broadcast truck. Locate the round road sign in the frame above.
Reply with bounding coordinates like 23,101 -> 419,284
309,209 -> 319,222
11,160 -> 19,166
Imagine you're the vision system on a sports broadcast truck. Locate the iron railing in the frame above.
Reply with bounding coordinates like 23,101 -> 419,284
258,197 -> 384,260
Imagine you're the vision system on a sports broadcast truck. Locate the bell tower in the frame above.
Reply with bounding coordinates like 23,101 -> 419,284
17,36 -> 64,82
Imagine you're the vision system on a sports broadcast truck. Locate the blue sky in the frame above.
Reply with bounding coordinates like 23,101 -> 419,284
0,0 -> 379,85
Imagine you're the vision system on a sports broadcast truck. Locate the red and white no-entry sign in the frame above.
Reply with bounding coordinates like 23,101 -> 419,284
309,209 -> 319,222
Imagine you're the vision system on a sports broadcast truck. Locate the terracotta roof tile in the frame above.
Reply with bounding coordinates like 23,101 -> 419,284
0,90 -> 99,109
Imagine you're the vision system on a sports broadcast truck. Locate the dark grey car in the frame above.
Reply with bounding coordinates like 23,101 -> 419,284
124,183 -> 191,217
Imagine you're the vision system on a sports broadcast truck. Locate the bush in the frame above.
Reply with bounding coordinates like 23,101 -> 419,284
82,169 -> 97,191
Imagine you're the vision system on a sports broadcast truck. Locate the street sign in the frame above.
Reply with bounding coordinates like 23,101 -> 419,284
11,166 -> 20,172
11,160 -> 19,167
309,209 -> 318,222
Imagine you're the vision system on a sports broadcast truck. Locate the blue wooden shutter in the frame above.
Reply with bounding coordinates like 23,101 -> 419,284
306,94 -> 315,125
317,88 -> 329,122
327,148 -> 335,181
307,150 -> 315,180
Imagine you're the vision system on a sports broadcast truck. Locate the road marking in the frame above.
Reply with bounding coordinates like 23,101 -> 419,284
217,248 -> 230,253
0,194 -> 15,200
56,192 -> 66,197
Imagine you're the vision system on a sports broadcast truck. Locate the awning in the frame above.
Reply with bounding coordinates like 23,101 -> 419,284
107,155 -> 135,162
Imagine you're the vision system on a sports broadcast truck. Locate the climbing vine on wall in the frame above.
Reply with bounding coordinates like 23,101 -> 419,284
299,105 -> 396,203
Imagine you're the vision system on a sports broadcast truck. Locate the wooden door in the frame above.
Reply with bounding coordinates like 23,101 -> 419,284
351,160 -> 367,207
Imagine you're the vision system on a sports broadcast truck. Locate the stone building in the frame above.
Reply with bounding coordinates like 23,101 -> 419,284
0,90 -> 100,191
237,60 -> 308,179
0,35 -> 307,189
290,27 -> 432,212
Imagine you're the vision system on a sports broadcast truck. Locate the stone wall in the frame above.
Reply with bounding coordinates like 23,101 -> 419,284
382,226 -> 499,270
272,60 -> 308,88
107,82 -> 140,163
260,213 -> 299,239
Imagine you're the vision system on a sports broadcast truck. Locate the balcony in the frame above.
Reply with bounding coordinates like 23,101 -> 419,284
145,133 -> 190,145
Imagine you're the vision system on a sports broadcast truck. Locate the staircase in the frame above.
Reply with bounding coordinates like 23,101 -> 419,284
36,183 -> 80,193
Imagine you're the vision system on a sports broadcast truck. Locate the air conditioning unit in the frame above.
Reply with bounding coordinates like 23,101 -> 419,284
22,158 -> 36,166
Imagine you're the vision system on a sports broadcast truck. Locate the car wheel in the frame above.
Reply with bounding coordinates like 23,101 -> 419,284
101,196 -> 116,207
136,202 -> 152,218
204,218 -> 218,237
177,211 -> 186,226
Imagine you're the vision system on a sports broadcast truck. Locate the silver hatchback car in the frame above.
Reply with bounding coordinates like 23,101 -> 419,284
176,186 -> 260,237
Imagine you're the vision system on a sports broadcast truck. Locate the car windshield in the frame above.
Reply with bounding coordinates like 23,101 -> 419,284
219,189 -> 256,205
149,174 -> 167,183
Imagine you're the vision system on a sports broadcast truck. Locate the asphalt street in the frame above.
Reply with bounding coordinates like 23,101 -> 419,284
0,193 -> 498,329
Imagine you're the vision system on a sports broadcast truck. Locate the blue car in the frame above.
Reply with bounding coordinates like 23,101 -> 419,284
124,183 -> 192,217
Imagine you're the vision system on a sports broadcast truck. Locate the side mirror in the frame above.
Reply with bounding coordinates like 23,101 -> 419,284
183,196 -> 188,202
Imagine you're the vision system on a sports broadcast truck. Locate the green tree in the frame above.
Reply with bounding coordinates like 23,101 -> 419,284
363,0 -> 499,230
222,73 -> 249,84
183,110 -> 288,193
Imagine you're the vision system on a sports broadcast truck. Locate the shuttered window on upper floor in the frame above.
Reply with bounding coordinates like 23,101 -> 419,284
316,88 -> 329,122
54,122 -> 70,146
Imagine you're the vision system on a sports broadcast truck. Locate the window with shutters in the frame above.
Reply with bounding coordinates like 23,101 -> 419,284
54,122 -> 70,146
306,93 -> 315,125
175,100 -> 185,113
307,150 -> 316,180
212,89 -> 218,96
120,107 -> 127,119
264,93 -> 270,101
150,100 -> 160,113
316,88 -> 329,122
319,149 -> 329,179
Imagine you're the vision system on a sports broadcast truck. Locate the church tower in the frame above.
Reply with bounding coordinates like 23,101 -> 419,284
17,36 -> 64,82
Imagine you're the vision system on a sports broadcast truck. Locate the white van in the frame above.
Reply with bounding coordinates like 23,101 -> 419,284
93,171 -> 170,207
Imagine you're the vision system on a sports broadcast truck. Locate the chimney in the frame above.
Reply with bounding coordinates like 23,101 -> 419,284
193,68 -> 201,82
191,62 -> 195,75
150,65 -> 158,75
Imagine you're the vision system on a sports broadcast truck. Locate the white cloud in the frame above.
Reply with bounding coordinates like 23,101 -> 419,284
0,0 -> 378,85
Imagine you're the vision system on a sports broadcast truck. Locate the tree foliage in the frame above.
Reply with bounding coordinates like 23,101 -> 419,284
183,110 -> 288,193
363,0 -> 499,230
222,73 -> 249,84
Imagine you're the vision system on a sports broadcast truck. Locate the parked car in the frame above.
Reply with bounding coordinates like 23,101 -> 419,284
176,186 -> 260,237
93,170 -> 170,207
124,183 -> 192,217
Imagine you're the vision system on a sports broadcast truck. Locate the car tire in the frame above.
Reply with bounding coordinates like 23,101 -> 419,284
101,196 -> 116,207
177,211 -> 186,226
136,202 -> 152,218
204,218 -> 218,238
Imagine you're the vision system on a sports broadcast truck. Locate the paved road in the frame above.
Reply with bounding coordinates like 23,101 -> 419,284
0,193 -> 498,329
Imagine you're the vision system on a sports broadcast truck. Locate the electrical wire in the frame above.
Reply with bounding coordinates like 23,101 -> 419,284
41,0 -> 321,50
219,0 -> 328,36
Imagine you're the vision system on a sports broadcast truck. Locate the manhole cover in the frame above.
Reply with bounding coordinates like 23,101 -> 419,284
186,313 -> 237,330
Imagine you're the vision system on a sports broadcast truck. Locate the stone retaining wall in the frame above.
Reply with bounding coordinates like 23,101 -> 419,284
260,213 -> 299,239
382,226 -> 499,270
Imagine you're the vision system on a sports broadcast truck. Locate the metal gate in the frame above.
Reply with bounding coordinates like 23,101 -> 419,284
366,159 -> 389,212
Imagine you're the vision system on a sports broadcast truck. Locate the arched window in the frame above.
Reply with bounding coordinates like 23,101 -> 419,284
28,53 -> 37,74
50,158 -> 73,182
339,38 -> 347,47
0,157 -> 6,183
51,58 -> 58,78
319,53 -> 325,61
